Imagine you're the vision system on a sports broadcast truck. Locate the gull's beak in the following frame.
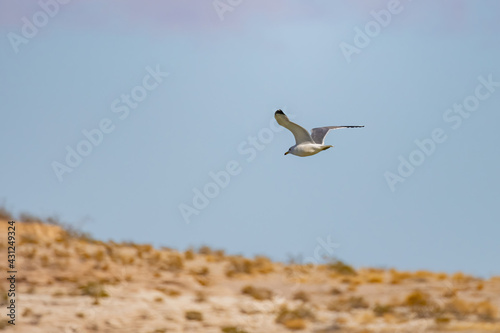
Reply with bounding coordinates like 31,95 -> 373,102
284,152 -> 289,155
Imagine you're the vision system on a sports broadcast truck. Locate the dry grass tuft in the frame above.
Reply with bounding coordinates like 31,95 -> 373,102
184,248 -> 195,260
194,291 -> 207,303
185,310 -> 203,321
404,289 -> 431,307
155,287 -> 181,297
79,282 -> 109,298
226,256 -> 274,277
373,303 -> 394,317
475,300 -> 499,321
221,326 -> 249,333
159,253 -> 184,272
276,304 -> 315,329
326,259 -> 356,276
283,318 -> 306,330
444,297 -> 474,319
328,296 -> 369,311
389,269 -> 412,284
402,289 -> 442,318
452,272 -> 475,284
292,291 -> 310,303
330,287 -> 342,295
190,266 -> 209,276
435,316 -> 451,325
241,285 -> 273,301
365,272 -> 384,283
79,281 -> 109,305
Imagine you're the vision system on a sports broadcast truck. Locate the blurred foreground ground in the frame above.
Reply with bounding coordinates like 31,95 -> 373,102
1,219 -> 499,333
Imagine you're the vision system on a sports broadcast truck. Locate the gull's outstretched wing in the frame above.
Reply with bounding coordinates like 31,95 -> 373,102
311,126 -> 364,145
274,110 -> 313,145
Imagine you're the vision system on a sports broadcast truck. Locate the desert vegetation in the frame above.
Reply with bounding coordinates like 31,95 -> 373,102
0,210 -> 499,332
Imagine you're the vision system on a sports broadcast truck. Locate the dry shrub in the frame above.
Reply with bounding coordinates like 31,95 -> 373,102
389,269 -> 412,284
0,319 -> 10,329
24,248 -> 37,259
412,270 -> 434,282
19,212 -> 44,224
226,257 -> 253,276
185,310 -> 203,321
293,291 -> 310,303
373,303 -> 394,317
184,248 -> 195,260
135,244 -> 153,259
330,287 -> 343,295
365,273 -> 384,283
160,253 -> 184,272
328,296 -> 369,311
489,276 -> 500,284
435,316 -> 451,325
197,245 -> 213,255
452,272 -> 474,284
283,318 -> 306,330
443,298 -> 499,321
226,256 -> 273,277
194,276 -> 210,287
326,259 -> 356,276
404,290 -> 431,307
79,281 -> 109,305
221,326 -> 248,333
402,290 -> 441,318
276,304 -> 314,329
194,291 -> 207,303
442,288 -> 457,298
253,256 -> 274,274
475,300 -> 498,321
155,287 -> 181,297
444,297 -> 474,319
241,285 -> 273,301
190,266 -> 209,276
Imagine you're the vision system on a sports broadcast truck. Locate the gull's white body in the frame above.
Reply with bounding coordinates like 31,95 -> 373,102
288,142 -> 332,157
274,110 -> 364,157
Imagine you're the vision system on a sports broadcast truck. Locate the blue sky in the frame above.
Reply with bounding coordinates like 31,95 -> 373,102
1,1 -> 499,277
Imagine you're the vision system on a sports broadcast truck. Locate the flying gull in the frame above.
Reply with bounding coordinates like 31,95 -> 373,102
275,110 -> 364,157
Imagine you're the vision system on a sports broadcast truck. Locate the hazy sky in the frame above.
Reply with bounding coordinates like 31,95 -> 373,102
1,0 -> 499,277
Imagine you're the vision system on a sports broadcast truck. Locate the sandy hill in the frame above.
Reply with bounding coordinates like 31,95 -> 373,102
0,219 -> 499,333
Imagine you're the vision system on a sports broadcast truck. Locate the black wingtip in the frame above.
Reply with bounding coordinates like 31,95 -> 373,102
275,109 -> 284,115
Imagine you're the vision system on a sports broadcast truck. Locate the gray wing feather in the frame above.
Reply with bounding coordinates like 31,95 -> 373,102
311,126 -> 364,144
